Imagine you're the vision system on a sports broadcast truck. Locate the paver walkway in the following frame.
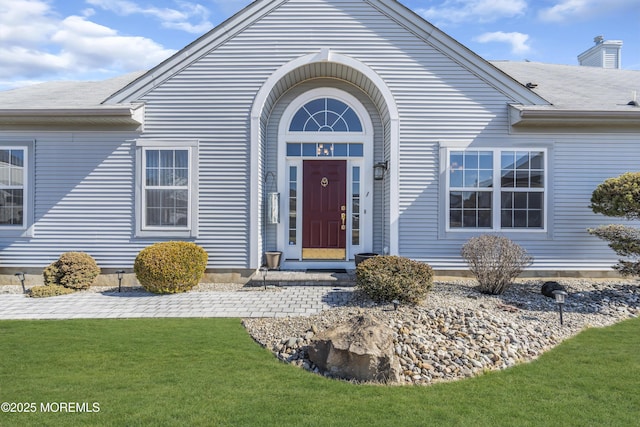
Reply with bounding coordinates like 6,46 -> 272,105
0,286 -> 355,320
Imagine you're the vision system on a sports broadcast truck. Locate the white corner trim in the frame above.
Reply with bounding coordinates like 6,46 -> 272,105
389,117 -> 400,255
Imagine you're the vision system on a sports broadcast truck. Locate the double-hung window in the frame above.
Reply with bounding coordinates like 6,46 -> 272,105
136,141 -> 198,237
0,148 -> 25,226
447,149 -> 545,231
0,145 -> 30,234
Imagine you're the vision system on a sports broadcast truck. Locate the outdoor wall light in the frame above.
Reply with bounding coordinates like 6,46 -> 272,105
14,272 -> 26,293
116,270 -> 125,293
373,161 -> 388,180
552,290 -> 568,325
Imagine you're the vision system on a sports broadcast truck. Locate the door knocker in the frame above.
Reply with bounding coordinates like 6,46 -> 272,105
321,177 -> 329,187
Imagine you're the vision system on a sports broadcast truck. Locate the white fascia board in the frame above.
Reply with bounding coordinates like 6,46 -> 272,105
0,107 -> 140,126
0,107 -> 133,116
105,0 -> 288,104
509,104 -> 640,126
368,0 -> 550,106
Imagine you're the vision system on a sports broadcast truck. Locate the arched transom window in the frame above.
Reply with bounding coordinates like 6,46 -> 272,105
289,98 -> 363,132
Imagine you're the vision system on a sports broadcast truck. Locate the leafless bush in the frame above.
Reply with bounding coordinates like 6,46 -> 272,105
461,235 -> 533,295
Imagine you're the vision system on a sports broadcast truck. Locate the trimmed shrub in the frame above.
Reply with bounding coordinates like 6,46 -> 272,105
134,241 -> 208,294
461,235 -> 532,295
588,224 -> 640,276
356,255 -> 434,305
28,284 -> 76,298
590,172 -> 640,220
43,252 -> 101,290
589,173 -> 640,277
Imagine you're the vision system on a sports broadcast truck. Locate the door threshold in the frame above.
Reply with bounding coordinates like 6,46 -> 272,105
281,260 -> 355,271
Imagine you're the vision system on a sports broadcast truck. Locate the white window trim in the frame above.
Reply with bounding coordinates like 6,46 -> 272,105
0,140 -> 34,237
135,140 -> 199,238
444,147 -> 548,233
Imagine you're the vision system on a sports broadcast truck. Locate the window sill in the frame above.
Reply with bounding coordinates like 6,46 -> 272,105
0,226 -> 33,238
135,229 -> 197,239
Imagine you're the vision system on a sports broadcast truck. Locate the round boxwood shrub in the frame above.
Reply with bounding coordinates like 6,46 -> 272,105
43,252 -> 101,290
134,241 -> 208,294
356,255 -> 434,305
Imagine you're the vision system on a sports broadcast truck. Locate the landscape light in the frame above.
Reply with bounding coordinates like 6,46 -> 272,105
552,290 -> 568,325
116,270 -> 125,292
14,272 -> 26,293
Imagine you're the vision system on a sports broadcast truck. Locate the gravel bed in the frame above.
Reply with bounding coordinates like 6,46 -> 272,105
243,278 -> 640,385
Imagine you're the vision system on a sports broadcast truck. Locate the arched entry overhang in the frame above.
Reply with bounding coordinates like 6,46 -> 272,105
249,50 -> 399,268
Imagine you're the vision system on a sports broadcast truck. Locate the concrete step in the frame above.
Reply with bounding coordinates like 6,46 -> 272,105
247,270 -> 356,287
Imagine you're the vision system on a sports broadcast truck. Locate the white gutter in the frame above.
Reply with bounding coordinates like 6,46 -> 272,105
509,104 -> 640,127
0,107 -> 141,126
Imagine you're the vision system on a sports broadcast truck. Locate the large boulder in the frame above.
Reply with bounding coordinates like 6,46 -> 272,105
307,314 -> 402,383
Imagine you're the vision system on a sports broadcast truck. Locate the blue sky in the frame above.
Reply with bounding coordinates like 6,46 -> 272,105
1,0 -> 639,90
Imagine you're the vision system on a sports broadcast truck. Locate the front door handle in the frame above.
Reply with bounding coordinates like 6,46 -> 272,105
341,213 -> 346,230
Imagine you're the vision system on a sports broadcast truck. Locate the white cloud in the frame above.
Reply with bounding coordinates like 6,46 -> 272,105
0,0 -> 176,86
473,31 -> 531,55
0,0 -> 58,45
539,0 -> 593,22
417,0 -> 527,25
51,16 -> 175,70
86,0 -> 213,34
539,0 -> 639,22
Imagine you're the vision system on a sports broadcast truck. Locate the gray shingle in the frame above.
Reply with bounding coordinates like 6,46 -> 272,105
491,61 -> 640,110
0,72 -> 144,109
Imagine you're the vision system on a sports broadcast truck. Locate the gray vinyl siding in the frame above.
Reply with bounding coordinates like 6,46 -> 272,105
403,134 -> 640,270
0,131 -> 139,268
3,0 -> 635,271
136,0 -> 517,268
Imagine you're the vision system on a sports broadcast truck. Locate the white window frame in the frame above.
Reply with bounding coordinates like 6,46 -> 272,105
135,140 -> 198,238
0,141 -> 33,237
445,147 -> 547,232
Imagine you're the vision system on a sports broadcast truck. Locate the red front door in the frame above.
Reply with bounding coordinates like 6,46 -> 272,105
302,160 -> 347,259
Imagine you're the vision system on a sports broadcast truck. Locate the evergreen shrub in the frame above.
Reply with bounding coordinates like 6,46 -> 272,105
28,284 -> 76,298
589,172 -> 640,277
43,252 -> 101,290
355,255 -> 433,305
134,241 -> 208,294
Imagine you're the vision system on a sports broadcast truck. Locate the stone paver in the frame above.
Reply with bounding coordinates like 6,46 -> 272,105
0,286 -> 354,320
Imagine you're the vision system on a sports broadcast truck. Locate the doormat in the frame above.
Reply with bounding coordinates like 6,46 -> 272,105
306,269 -> 348,273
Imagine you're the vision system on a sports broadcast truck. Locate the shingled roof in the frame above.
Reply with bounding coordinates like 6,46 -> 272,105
0,72 -> 144,109
0,62 -> 638,128
492,61 -> 640,111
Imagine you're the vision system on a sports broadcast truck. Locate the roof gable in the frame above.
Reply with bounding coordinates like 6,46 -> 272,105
104,0 -> 548,106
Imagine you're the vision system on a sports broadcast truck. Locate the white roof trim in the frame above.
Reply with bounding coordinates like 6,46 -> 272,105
0,107 -> 141,126
367,0 -> 550,106
105,0 -> 288,104
509,104 -> 640,127
105,0 -> 549,107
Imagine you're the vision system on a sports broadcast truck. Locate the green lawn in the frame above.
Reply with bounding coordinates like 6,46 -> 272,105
0,316 -> 638,426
